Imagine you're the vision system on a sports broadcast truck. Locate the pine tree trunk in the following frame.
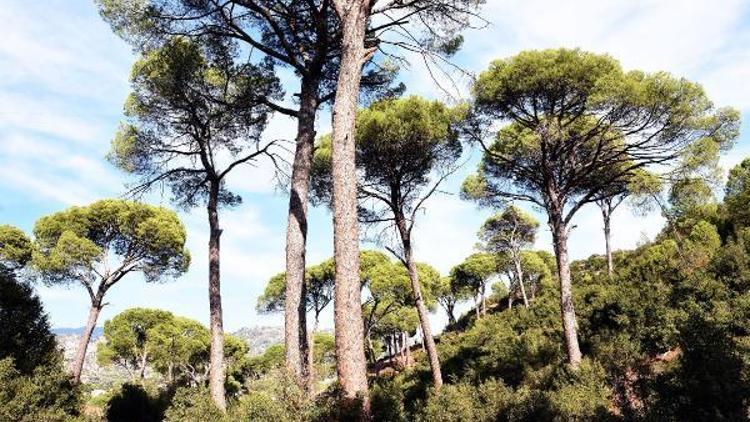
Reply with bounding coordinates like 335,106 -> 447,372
475,294 -> 481,318
139,352 -> 148,381
396,218 -> 443,388
481,284 -> 487,315
514,252 -> 529,307
447,304 -> 456,325
285,78 -> 318,392
207,183 -> 226,411
330,0 -> 371,414
601,204 -> 614,279
550,214 -> 583,368
71,300 -> 102,383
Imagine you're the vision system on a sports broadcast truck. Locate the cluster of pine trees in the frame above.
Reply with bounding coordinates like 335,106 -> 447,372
0,0 -> 748,420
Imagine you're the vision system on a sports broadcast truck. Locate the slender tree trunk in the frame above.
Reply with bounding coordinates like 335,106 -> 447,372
513,252 -> 529,307
71,300 -> 103,383
330,0 -> 371,415
285,78 -> 319,392
404,332 -> 412,367
601,204 -> 614,279
207,183 -> 226,411
481,284 -> 487,315
396,219 -> 443,388
550,213 -> 583,368
447,304 -> 456,325
475,294 -> 481,318
139,352 -> 148,381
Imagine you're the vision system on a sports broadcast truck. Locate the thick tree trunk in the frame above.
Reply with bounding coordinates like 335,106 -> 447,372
446,304 -> 456,325
601,204 -> 614,279
396,219 -> 443,388
207,184 -> 226,411
550,214 -> 583,368
71,300 -> 102,383
514,253 -> 529,307
330,0 -> 371,414
284,78 -> 319,393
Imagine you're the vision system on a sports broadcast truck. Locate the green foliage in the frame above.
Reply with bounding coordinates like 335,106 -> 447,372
108,37 -> 281,209
0,225 -> 32,270
0,267 -> 58,374
479,205 -> 539,253
725,157 -> 750,228
417,379 -> 512,422
163,386 -> 224,422
32,199 -> 189,286
97,308 -> 174,376
0,356 -> 81,422
450,252 -> 498,298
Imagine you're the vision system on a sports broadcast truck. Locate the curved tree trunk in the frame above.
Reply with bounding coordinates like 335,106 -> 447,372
330,0 -> 371,414
550,214 -> 583,368
207,183 -> 226,411
71,300 -> 102,383
284,78 -> 319,393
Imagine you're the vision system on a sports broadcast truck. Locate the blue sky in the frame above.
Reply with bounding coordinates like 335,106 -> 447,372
1,0 -> 750,332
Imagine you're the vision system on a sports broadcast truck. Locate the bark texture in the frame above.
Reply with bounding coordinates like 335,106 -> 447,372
601,203 -> 614,279
207,183 -> 226,411
330,0 -> 371,415
550,215 -> 583,368
284,78 -> 319,392
71,301 -> 102,383
396,217 -> 443,388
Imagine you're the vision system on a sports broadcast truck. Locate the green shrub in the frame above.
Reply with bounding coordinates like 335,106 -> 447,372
164,386 -> 225,422
105,382 -> 171,422
0,356 -> 81,422
417,379 -> 511,422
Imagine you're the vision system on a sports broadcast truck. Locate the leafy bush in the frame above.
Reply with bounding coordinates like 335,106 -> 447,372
105,382 -> 171,422
0,356 -> 81,422
417,379 -> 512,422
163,386 -> 224,422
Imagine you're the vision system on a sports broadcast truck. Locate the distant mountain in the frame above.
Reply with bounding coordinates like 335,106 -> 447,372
52,326 -> 103,340
231,326 -> 284,356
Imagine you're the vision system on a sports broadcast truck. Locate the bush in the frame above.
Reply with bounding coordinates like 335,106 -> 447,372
0,356 -> 81,422
233,391 -> 291,421
164,386 -> 224,422
371,377 -> 407,422
105,382 -> 171,422
417,379 -> 512,422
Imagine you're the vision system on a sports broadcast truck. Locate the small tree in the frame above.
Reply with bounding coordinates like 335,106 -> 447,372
434,276 -> 472,326
31,199 -> 188,383
312,95 -> 465,388
478,205 -> 539,308
464,48 -> 739,368
450,253 -> 498,318
97,308 -> 174,381
108,37 -> 280,408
